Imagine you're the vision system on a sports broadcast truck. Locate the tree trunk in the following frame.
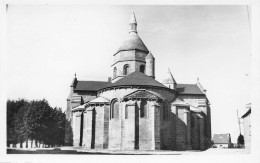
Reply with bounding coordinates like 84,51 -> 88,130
26,138 -> 28,148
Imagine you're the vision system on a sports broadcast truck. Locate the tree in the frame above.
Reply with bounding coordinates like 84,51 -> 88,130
237,134 -> 244,146
7,99 -> 28,147
14,102 -> 29,148
7,98 -> 66,148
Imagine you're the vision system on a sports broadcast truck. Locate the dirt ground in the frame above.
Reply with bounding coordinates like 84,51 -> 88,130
6,147 -> 250,155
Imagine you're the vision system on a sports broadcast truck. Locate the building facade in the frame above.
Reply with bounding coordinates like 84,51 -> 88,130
66,13 -> 212,150
212,133 -> 232,148
241,104 -> 251,150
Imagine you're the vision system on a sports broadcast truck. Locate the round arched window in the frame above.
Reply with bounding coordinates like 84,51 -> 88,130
140,100 -> 147,118
110,100 -> 119,119
123,65 -> 130,75
140,65 -> 145,73
113,67 -> 117,79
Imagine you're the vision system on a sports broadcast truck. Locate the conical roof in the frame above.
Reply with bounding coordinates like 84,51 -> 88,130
163,69 -> 177,84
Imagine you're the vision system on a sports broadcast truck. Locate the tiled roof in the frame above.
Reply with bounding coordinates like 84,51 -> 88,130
123,89 -> 164,100
72,103 -> 87,111
241,108 -> 251,118
74,81 -> 110,91
116,33 -> 149,54
110,71 -> 167,88
83,96 -> 97,103
73,75 -> 205,95
89,96 -> 110,104
172,97 -> 189,106
177,84 -> 204,95
212,134 -> 231,144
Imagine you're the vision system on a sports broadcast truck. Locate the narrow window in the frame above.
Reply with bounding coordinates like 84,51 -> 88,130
140,65 -> 145,73
113,67 -> 117,79
110,104 -> 113,119
123,65 -> 130,75
140,100 -> 147,118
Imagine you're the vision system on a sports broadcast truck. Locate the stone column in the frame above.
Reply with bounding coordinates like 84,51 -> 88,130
170,105 -> 177,150
121,102 -> 126,150
103,105 -> 110,149
150,101 -> 155,150
123,100 -> 136,150
153,101 -> 161,150
85,107 -> 93,149
134,100 -> 140,150
199,115 -> 205,150
73,110 -> 82,147
183,109 -> 192,150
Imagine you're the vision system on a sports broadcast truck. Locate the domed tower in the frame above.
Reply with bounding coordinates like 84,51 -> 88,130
111,13 -> 152,82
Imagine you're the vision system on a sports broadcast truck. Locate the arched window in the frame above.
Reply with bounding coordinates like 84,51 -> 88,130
123,64 -> 130,75
110,100 -> 119,119
113,67 -> 117,79
140,100 -> 147,118
140,65 -> 145,73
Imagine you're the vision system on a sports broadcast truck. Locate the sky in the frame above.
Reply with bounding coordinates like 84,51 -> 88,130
4,5 -> 251,143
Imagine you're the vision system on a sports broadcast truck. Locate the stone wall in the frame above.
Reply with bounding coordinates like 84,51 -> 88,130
82,106 -> 92,148
70,87 -> 211,151
154,104 -> 161,150
178,94 -> 211,150
103,105 -> 110,149
160,103 -> 173,150
175,106 -> 188,150
99,87 -> 176,104
123,101 -> 136,150
72,111 -> 83,147
108,105 -> 122,149
111,50 -> 148,82
243,114 -> 251,150
190,113 -> 200,149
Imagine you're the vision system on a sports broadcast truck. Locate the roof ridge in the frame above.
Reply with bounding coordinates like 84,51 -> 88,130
77,80 -> 110,82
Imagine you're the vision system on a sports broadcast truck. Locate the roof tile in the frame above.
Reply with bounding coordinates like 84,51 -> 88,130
74,81 -> 110,91
177,84 -> 204,95
116,33 -> 149,54
110,71 -> 167,88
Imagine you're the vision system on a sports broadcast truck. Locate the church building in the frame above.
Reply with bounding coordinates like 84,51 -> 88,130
66,13 -> 212,150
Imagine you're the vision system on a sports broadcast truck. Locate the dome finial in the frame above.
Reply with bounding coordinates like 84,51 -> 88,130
129,12 -> 137,33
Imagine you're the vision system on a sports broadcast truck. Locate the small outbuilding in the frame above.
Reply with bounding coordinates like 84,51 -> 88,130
212,133 -> 232,148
